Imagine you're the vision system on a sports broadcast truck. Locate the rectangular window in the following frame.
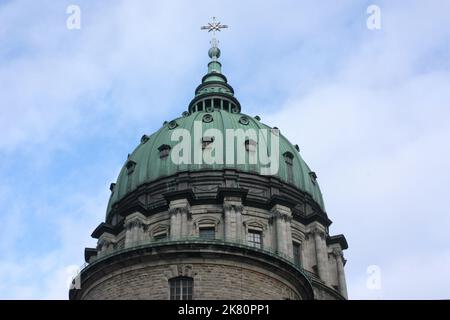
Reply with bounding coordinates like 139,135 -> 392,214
247,229 -> 262,248
293,241 -> 301,266
170,277 -> 193,300
199,227 -> 215,240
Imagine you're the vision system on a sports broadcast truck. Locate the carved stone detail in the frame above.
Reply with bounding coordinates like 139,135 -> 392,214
311,227 -> 326,239
223,203 -> 244,212
165,264 -> 194,279
169,207 -> 190,217
332,248 -> 343,259
270,208 -> 292,222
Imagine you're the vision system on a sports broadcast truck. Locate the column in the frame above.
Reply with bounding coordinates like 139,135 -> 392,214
223,202 -> 243,243
270,204 -> 293,258
124,213 -> 146,248
97,233 -> 115,257
180,209 -> 189,238
312,227 -> 329,284
169,199 -> 190,240
333,248 -> 348,298
169,208 -> 181,240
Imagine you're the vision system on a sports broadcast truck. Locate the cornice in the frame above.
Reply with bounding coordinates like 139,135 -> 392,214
326,234 -> 348,250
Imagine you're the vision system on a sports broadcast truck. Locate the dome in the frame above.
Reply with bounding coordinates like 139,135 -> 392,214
72,32 -> 349,301
106,110 -> 324,217
105,43 -> 325,219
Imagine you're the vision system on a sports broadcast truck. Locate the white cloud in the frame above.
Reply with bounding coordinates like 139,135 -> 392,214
0,188 -> 106,299
264,1 -> 450,299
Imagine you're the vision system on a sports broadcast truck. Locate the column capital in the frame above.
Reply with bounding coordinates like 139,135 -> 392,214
168,196 -> 191,219
270,204 -> 292,221
269,208 -> 292,223
98,236 -> 115,247
223,203 -> 244,212
97,236 -> 116,252
125,219 -> 144,230
124,216 -> 146,230
332,248 -> 344,259
124,212 -> 147,229
169,206 -> 190,216
310,227 -> 326,239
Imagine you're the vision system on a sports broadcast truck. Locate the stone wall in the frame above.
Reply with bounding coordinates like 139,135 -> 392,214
81,261 -> 300,300
83,182 -> 348,300
92,202 -> 347,298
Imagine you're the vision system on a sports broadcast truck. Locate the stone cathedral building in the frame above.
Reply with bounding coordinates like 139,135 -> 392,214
69,32 -> 348,300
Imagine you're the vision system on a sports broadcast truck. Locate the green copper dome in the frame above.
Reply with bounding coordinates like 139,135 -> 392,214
106,45 -> 324,215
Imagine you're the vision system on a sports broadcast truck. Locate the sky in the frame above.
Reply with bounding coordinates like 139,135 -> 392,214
0,0 -> 449,299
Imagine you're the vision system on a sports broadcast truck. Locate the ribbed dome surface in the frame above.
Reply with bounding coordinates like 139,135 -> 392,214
107,110 -> 324,214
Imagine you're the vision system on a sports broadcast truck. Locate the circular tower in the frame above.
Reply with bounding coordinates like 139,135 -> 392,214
69,41 -> 348,300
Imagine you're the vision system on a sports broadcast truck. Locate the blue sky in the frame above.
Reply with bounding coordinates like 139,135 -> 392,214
1,0 -> 449,299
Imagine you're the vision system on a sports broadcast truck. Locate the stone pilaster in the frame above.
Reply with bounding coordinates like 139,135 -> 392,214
124,212 -> 146,248
223,201 -> 244,243
311,227 -> 330,285
332,248 -> 348,298
270,204 -> 293,258
97,232 -> 115,257
168,198 -> 191,240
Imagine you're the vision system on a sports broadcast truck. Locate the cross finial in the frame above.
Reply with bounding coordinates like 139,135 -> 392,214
201,17 -> 228,48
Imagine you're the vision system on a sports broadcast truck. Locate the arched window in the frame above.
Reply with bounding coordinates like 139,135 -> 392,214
169,276 -> 193,300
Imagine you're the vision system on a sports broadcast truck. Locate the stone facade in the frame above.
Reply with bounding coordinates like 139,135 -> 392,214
71,181 -> 348,300
80,258 -> 303,300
